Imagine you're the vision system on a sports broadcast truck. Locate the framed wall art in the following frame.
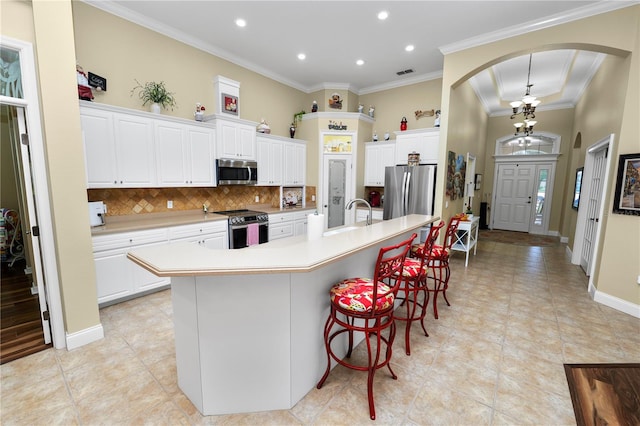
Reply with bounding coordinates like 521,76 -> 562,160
572,167 -> 583,210
222,93 -> 238,116
612,153 -> 640,216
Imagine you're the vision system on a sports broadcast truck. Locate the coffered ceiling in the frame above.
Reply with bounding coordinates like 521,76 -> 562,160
86,1 -> 636,116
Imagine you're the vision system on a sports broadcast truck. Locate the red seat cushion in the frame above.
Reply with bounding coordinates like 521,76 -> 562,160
330,278 -> 395,312
411,243 -> 450,260
399,257 -> 427,278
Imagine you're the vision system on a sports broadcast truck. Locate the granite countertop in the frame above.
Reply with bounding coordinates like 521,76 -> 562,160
91,205 -> 319,236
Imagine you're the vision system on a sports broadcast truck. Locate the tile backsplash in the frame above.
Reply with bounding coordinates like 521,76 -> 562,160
88,186 -> 316,216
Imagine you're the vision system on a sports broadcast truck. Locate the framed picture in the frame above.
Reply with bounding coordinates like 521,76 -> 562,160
572,167 -> 583,210
612,153 -> 640,216
221,93 -> 238,116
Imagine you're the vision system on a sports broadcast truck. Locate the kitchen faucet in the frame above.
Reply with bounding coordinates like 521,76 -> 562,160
345,198 -> 373,225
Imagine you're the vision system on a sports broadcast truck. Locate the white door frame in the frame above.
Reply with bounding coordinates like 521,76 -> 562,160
1,36 -> 65,349
572,134 -> 615,282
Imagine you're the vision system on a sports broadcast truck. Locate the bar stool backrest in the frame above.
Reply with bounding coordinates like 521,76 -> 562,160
369,233 -> 417,314
442,217 -> 462,252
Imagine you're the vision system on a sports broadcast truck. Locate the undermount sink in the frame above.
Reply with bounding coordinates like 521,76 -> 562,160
323,226 -> 360,237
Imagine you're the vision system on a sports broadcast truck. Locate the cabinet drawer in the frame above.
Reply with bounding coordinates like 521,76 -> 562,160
269,222 -> 294,240
92,228 -> 168,252
269,212 -> 294,223
168,221 -> 228,240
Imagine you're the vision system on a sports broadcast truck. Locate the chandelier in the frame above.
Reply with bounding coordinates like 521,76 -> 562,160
510,53 -> 540,136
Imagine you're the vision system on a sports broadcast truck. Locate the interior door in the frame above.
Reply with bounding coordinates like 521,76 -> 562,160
580,146 -> 607,274
6,106 -> 51,343
493,163 -> 536,232
322,155 -> 352,229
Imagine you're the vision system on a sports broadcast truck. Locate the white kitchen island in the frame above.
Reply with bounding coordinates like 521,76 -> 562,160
128,214 -> 436,415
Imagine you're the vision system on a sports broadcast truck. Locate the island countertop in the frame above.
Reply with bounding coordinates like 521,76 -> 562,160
128,214 -> 436,277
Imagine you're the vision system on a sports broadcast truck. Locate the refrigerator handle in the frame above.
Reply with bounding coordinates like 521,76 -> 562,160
403,171 -> 411,215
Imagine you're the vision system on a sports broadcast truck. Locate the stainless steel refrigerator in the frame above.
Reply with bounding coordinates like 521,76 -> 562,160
383,164 -> 437,220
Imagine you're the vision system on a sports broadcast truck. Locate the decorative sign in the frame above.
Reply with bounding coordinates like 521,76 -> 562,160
87,72 -> 107,91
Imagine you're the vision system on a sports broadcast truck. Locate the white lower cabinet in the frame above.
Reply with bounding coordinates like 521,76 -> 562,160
269,211 -> 309,241
92,229 -> 170,305
93,220 -> 228,305
168,221 -> 228,249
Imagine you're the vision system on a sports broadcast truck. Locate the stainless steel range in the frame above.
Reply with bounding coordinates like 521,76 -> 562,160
214,209 -> 269,249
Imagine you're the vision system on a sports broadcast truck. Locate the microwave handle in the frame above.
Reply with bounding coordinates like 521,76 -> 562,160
246,166 -> 252,184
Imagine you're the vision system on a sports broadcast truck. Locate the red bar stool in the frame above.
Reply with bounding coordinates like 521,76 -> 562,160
415,217 -> 460,319
395,221 -> 443,355
316,233 -> 416,420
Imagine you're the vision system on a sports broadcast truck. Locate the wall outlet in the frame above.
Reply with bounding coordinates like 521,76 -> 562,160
637,275 -> 640,285
255,195 -> 260,203
312,195 -> 316,202
445,201 -> 449,208
167,200 -> 173,209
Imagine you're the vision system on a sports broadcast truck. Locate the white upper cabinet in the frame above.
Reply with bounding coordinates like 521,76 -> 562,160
112,113 -> 156,186
394,128 -> 440,165
364,142 -> 396,186
257,136 -> 284,186
155,121 -> 216,187
80,107 -> 118,187
81,102 -> 216,188
216,118 -> 256,160
283,140 -> 306,186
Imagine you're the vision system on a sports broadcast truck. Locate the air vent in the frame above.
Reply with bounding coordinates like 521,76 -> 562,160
396,69 -> 414,76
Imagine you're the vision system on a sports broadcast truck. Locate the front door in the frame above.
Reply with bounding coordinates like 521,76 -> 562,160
493,163 -> 536,232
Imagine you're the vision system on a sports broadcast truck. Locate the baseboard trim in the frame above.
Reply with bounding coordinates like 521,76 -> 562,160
565,244 -> 573,258
560,236 -> 569,243
592,289 -> 640,319
66,323 -> 104,350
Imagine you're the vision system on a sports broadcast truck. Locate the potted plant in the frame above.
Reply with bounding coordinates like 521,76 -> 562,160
131,79 -> 177,113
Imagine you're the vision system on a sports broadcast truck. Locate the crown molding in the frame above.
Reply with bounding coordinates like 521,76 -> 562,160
358,71 -> 444,95
82,0 -> 309,93
440,1 -> 639,55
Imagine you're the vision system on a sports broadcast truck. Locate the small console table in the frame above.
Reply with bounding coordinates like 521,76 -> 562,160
451,216 -> 479,267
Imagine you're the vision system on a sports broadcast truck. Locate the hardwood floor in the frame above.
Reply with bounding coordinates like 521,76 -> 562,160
0,258 -> 50,364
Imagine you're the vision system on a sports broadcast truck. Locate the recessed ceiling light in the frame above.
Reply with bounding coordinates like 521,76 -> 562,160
297,53 -> 306,61
235,18 -> 246,27
377,10 -> 388,20
405,45 -> 415,52
356,59 -> 364,66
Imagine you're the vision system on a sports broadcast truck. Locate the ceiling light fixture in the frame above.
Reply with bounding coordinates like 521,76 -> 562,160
297,53 -> 306,61
235,18 -> 246,27
405,45 -> 414,52
377,11 -> 389,20
356,59 -> 364,66
510,53 -> 541,136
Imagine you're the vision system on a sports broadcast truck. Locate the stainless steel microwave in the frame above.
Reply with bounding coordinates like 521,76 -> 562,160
216,159 -> 258,185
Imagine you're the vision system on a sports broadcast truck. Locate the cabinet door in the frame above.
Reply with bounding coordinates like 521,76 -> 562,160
364,144 -> 383,186
395,131 -> 439,165
217,120 -> 238,158
186,125 -> 216,186
284,142 -> 306,185
155,120 -> 188,186
257,138 -> 283,186
238,124 -> 256,160
294,218 -> 307,236
202,232 -> 228,249
80,108 -> 118,188
133,242 -> 171,292
113,113 -> 156,186
94,249 -> 133,304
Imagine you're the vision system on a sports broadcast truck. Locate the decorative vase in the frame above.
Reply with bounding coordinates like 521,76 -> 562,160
150,103 -> 161,114
290,124 -> 296,138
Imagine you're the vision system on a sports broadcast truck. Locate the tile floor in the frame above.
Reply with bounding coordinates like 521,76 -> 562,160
1,239 -> 639,425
